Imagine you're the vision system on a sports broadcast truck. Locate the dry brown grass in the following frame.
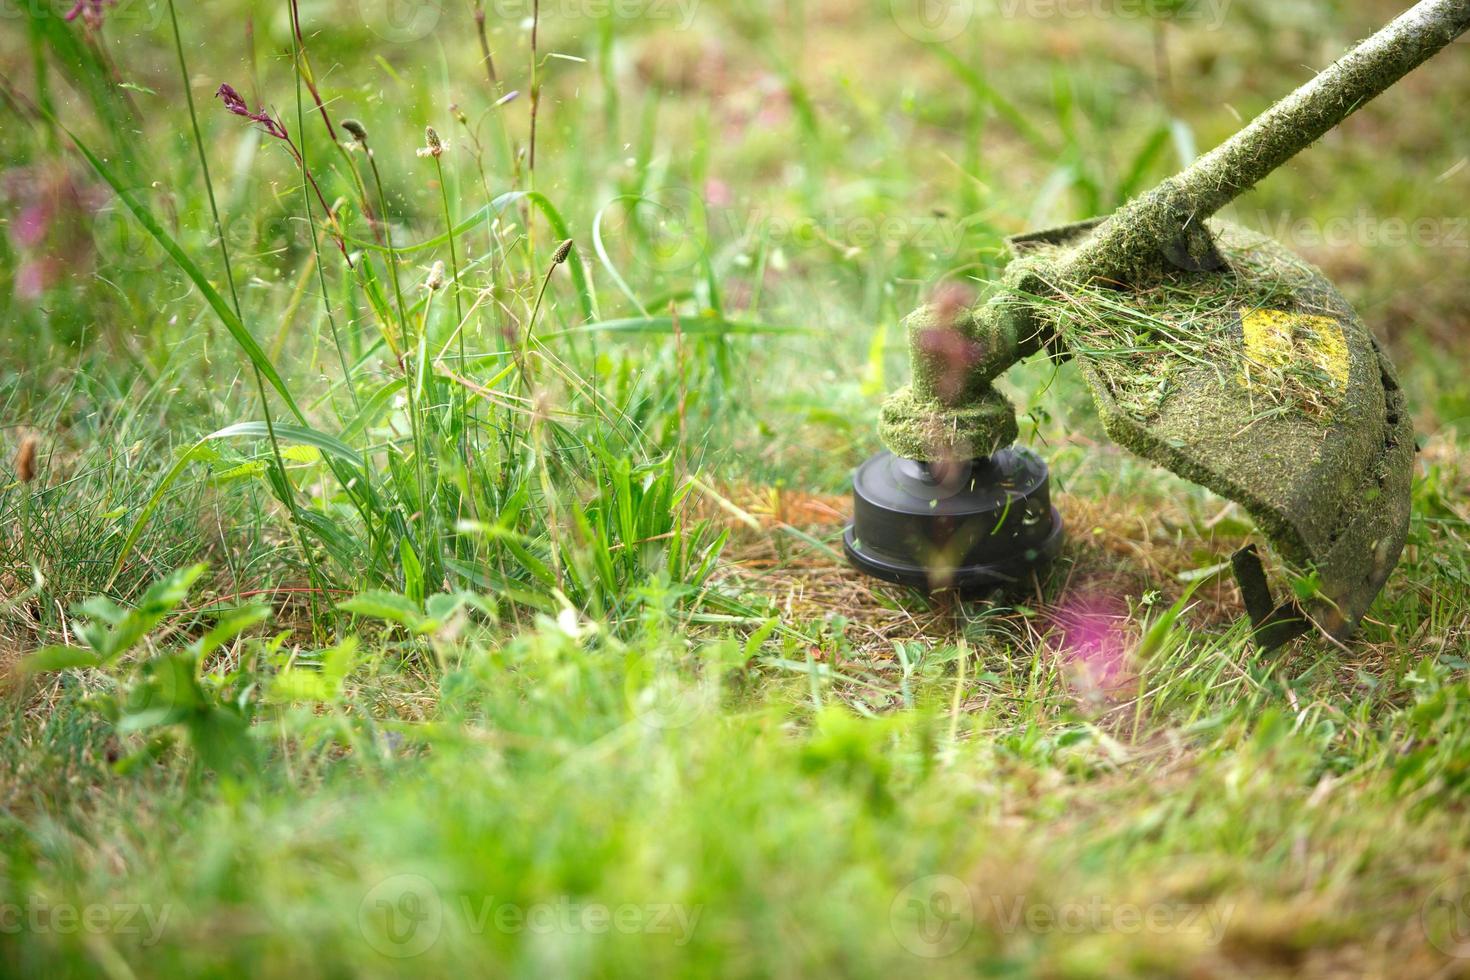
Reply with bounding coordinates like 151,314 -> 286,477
696,481 -> 1262,670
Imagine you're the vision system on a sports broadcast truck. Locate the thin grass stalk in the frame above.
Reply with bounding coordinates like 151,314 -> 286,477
284,0 -> 378,592
284,2 -> 336,142
518,238 -> 572,396
287,0 -> 358,416
431,148 -> 470,442
86,22 -> 143,124
360,146 -> 412,364
360,135 -> 433,570
165,0 -> 324,620
530,410 -> 562,589
426,142 -> 486,576
283,0 -> 384,246
449,104 -> 511,391
523,0 -> 546,291
523,240 -> 573,588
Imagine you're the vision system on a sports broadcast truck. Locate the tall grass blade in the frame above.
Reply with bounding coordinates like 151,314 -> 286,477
58,122 -> 306,423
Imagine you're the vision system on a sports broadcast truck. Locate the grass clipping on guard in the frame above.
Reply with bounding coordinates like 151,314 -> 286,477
1031,225 -> 1356,429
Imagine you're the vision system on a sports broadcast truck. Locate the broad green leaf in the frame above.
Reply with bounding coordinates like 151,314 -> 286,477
400,540 -> 426,607
47,565 -> 207,669
339,590 -> 428,631
280,445 -> 322,463
25,646 -> 102,672
191,604 -> 272,658
211,460 -> 269,483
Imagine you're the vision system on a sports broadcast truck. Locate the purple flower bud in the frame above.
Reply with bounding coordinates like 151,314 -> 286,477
216,84 -> 290,143
64,0 -> 113,30
217,83 -> 251,118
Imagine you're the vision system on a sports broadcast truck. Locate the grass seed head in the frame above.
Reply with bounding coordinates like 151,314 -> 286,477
418,126 -> 445,158
16,437 -> 37,484
341,118 -> 369,146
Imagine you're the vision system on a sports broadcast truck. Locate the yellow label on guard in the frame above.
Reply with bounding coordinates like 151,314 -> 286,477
1240,308 -> 1350,391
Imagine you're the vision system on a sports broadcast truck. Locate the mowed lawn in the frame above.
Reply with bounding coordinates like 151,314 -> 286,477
2,0 -> 1470,975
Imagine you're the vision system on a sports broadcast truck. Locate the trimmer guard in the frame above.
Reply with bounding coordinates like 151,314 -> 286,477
1013,220 -> 1416,644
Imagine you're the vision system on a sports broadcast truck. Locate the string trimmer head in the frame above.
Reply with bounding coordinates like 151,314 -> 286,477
846,0 -> 1469,645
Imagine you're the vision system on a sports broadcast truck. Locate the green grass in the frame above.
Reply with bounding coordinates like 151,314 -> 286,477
3,0 -> 1470,975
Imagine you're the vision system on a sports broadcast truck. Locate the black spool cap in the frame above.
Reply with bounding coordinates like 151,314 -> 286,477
843,448 -> 1064,592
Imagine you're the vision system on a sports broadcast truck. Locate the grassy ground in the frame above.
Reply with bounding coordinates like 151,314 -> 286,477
3,0 -> 1470,975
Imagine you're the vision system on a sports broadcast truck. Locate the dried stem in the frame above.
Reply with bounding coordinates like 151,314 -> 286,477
529,0 -> 541,181
473,0 -> 498,86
